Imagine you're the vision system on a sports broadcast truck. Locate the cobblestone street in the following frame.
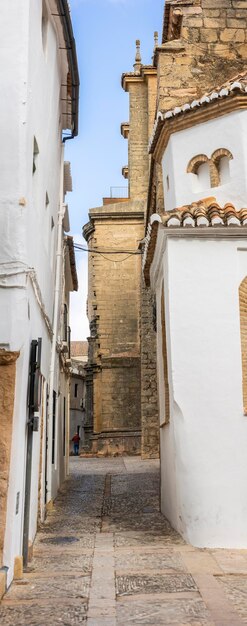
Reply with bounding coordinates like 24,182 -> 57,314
1,457 -> 247,625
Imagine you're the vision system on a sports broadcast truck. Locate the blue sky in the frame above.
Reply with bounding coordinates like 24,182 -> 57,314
67,0 -> 164,339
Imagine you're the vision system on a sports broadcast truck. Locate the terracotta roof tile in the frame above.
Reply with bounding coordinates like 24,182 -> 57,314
162,201 -> 247,228
143,199 -> 247,286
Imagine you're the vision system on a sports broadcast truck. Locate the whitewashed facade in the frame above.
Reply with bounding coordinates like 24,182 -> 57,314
0,0 -> 79,588
145,79 -> 247,548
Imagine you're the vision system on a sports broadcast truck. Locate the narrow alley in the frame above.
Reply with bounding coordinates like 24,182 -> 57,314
1,457 -> 247,625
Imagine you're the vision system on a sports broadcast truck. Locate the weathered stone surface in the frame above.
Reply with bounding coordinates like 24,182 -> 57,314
220,28 -> 245,41
115,548 -> 186,573
5,575 -> 90,601
156,0 -> 247,120
219,575 -> 247,623
0,601 -> 87,625
141,283 -> 159,459
116,573 -> 197,596
117,597 -> 215,625
2,457 -> 247,625
83,202 -> 144,456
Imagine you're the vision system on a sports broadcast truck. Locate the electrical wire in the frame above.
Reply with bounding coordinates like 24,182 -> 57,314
95,253 -> 136,263
73,243 -> 142,255
73,243 -> 143,264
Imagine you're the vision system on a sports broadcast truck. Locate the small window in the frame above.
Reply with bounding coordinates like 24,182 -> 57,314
166,175 -> 170,191
51,216 -> 54,230
74,383 -> 78,398
33,137 -> 39,174
45,192 -> 49,209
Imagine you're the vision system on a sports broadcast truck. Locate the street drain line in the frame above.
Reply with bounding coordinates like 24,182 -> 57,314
101,474 -> 111,532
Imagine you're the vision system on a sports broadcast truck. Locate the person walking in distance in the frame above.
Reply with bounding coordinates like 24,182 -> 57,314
72,432 -> 80,455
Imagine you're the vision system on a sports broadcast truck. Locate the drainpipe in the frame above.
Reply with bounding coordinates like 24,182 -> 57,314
46,143 -> 65,504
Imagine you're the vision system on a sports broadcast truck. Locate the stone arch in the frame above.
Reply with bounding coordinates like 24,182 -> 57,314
239,277 -> 247,414
211,148 -> 233,166
210,148 -> 233,187
187,154 -> 209,175
187,154 -> 210,192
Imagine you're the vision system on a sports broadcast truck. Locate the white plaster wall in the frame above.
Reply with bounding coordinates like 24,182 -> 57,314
154,234 -> 247,548
155,252 -> 178,527
162,110 -> 247,211
3,284 -> 52,584
0,0 -> 68,584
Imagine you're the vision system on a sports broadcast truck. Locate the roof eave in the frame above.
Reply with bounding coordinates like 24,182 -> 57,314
55,0 -> 80,138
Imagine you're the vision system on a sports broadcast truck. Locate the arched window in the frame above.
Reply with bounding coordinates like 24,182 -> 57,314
187,154 -> 210,192
187,149 -> 233,191
239,278 -> 247,414
211,149 -> 233,187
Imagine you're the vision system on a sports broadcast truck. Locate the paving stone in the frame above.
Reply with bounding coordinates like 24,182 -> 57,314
116,573 -> 197,596
114,531 -> 184,547
115,548 -> 186,572
116,597 -> 214,625
29,553 -> 92,574
4,574 -> 90,601
2,457 -> 247,626
35,533 -> 95,550
212,550 -> 247,574
218,575 -> 247,623
0,601 -> 87,625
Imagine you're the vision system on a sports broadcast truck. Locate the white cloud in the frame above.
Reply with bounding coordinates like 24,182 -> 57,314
70,233 -> 89,341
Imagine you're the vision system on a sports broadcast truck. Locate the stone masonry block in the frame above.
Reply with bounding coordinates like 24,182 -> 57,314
185,17 -> 203,27
203,9 -> 221,17
203,17 -> 227,28
202,0 -> 230,6
220,28 -> 245,41
227,18 -> 246,27
232,0 -> 247,7
201,28 -> 218,42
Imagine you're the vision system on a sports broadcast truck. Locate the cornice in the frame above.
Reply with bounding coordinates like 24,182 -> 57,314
153,95 -> 247,163
121,122 -> 129,139
83,220 -> 95,242
122,166 -> 129,180
122,66 -> 157,92
0,350 -> 20,366
153,40 -> 185,66
88,210 -> 144,221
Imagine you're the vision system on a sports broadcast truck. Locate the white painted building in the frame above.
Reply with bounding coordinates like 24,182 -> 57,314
144,75 -> 247,548
70,341 -> 88,453
0,0 -> 79,590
